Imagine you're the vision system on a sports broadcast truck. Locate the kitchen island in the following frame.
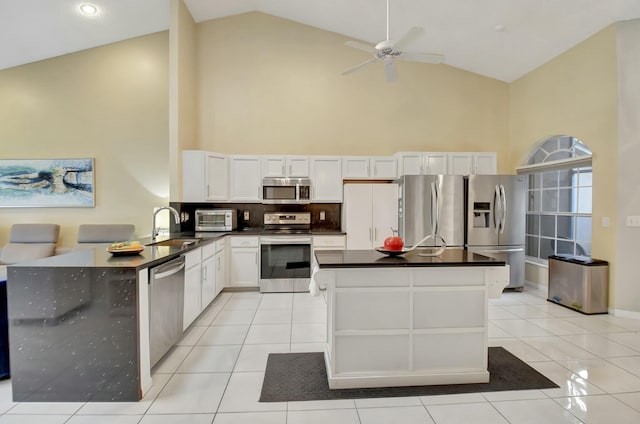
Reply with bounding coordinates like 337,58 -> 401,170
5,237 -> 215,402
313,248 -> 508,389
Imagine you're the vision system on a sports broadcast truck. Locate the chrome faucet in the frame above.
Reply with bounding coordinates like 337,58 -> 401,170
152,206 -> 180,241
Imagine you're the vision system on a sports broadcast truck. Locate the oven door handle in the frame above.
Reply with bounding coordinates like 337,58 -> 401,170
260,237 -> 312,245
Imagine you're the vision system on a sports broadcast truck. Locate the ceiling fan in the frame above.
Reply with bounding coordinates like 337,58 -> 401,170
341,0 -> 444,83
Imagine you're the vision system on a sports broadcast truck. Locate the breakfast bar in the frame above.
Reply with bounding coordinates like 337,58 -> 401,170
313,249 -> 508,389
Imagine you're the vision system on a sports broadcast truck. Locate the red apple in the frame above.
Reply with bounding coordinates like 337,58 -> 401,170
384,236 -> 404,251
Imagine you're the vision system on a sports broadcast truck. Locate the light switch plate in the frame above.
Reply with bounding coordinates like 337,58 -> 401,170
626,216 -> 640,227
320,211 -> 326,221
244,211 -> 250,220
602,217 -> 610,227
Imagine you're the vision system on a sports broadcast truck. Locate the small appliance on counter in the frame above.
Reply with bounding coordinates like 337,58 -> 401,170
195,209 -> 237,231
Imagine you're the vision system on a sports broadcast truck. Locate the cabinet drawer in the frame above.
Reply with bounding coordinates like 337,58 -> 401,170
336,290 -> 409,330
313,235 -> 346,249
201,241 -> 216,259
214,238 -> 226,253
230,236 -> 259,247
183,248 -> 201,270
413,332 -> 485,371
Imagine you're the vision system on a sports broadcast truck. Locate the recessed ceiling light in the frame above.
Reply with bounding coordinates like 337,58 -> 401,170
79,3 -> 99,16
494,24 -> 506,32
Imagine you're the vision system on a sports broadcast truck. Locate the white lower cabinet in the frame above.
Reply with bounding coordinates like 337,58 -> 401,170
183,248 -> 202,330
214,250 -> 225,296
201,255 -> 216,309
229,236 -> 259,287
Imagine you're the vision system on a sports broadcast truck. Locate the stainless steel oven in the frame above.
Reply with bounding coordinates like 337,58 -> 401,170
259,212 -> 312,293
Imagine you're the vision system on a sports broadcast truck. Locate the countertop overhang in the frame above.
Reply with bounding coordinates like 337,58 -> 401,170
315,248 -> 506,268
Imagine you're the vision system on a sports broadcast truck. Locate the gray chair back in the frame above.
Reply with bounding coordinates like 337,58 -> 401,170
0,223 -> 60,266
77,224 -> 135,243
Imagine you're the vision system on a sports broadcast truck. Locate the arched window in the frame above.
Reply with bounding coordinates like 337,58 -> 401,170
518,135 -> 592,262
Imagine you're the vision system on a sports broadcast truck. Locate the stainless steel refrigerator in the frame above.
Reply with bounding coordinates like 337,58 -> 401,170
396,175 -> 465,248
466,175 -> 526,289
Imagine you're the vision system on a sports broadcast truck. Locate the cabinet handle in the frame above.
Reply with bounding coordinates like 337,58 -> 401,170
289,164 -> 292,175
207,184 -> 210,197
282,165 -> 285,175
203,267 -> 207,280
374,227 -> 377,240
369,227 -> 372,241
367,162 -> 370,176
373,163 -> 377,176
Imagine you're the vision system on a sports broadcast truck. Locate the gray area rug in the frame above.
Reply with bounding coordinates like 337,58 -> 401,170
259,347 -> 558,402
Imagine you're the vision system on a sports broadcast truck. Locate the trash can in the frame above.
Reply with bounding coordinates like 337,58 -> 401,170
548,255 -> 609,314
0,279 -> 9,379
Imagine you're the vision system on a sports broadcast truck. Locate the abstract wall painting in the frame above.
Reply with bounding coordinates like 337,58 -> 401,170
0,159 -> 95,207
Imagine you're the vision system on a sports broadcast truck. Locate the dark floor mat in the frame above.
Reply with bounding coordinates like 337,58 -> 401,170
260,347 -> 558,402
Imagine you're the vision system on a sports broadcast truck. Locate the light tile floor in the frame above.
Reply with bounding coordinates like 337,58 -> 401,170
3,288 -> 640,423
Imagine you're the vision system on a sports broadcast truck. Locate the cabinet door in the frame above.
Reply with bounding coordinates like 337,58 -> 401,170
230,247 -> 259,286
286,156 -> 309,177
343,184 -> 374,249
447,153 -> 473,175
201,256 -> 216,310
262,156 -> 286,178
230,156 -> 261,201
214,251 -> 225,296
342,157 -> 370,178
396,153 -> 422,176
184,265 -> 201,330
371,157 -> 397,179
372,184 -> 399,247
206,153 -> 228,201
310,157 -> 343,202
423,153 -> 448,174
473,153 -> 497,174
182,150 -> 207,201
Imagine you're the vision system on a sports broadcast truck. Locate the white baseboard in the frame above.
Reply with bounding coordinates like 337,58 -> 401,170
524,280 -> 547,295
609,308 -> 640,320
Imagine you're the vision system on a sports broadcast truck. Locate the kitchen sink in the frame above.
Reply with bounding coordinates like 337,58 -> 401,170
149,238 -> 200,248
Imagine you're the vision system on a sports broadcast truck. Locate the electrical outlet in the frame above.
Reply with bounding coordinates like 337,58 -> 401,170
626,216 -> 640,227
244,211 -> 250,221
320,211 -> 326,221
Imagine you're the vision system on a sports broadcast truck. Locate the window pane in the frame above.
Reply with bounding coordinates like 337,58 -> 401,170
577,187 -> 592,213
557,216 -> 574,239
528,150 -> 547,165
540,215 -> 555,237
578,170 -> 592,186
528,174 -> 541,190
577,242 -> 591,256
540,238 -> 555,259
528,190 -> 541,211
576,216 -> 592,242
558,188 -> 572,212
547,151 -> 572,162
526,236 -> 539,258
541,139 -> 558,152
542,171 -> 558,188
557,240 -> 574,255
558,169 -> 572,187
558,136 -> 573,150
542,190 -> 558,212
526,214 -> 539,235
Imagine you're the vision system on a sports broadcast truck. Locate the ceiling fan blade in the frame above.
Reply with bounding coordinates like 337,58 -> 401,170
384,58 -> 397,83
344,40 -> 376,53
399,52 -> 445,64
392,27 -> 424,51
341,57 -> 379,76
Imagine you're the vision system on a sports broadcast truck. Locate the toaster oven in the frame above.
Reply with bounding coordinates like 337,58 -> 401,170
195,209 -> 237,232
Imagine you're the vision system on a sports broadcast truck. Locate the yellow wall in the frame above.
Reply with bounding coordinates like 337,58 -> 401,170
0,32 -> 169,248
509,26 -> 618,303
169,0 -> 198,201
196,12 -> 510,169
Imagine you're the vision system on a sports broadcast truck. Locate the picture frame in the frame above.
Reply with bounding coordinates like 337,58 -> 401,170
0,158 -> 95,208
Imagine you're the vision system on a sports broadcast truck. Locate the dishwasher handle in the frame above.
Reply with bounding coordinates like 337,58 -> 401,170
152,257 -> 185,280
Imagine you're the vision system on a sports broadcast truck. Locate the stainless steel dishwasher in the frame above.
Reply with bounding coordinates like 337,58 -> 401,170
149,256 -> 185,367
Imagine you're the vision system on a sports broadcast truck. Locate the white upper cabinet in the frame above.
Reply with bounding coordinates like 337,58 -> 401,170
447,153 -> 474,175
262,156 -> 309,178
342,156 -> 397,179
395,152 -> 447,175
472,152 -> 497,174
230,155 -> 261,202
182,150 -> 228,202
310,156 -> 342,202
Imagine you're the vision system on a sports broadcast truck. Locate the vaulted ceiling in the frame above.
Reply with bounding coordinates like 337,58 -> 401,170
2,0 -> 640,82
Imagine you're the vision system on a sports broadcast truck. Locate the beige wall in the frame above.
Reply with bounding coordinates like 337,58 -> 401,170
0,32 -> 169,247
509,26 -> 619,304
195,12 -> 510,170
169,0 -> 198,201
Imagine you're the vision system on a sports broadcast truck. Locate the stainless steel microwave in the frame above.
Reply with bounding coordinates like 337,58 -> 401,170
262,178 -> 311,204
195,209 -> 237,231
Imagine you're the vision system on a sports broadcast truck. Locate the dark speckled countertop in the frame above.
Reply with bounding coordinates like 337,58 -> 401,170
315,248 -> 506,268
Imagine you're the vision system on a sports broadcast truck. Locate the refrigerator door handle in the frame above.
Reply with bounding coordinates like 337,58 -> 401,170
493,185 -> 501,233
430,182 -> 437,236
500,184 -> 507,234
